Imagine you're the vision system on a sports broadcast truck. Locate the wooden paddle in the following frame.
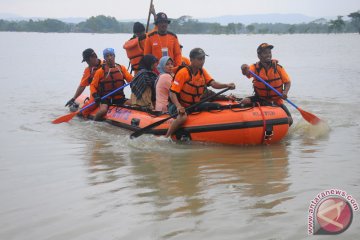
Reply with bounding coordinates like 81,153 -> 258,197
249,70 -> 321,125
145,0 -> 154,33
130,87 -> 231,139
52,83 -> 130,124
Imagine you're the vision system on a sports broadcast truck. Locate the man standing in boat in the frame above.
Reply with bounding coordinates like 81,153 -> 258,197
90,48 -> 133,121
123,4 -> 157,74
144,12 -> 182,67
165,48 -> 235,138
65,48 -> 102,109
240,43 -> 293,125
123,22 -> 147,74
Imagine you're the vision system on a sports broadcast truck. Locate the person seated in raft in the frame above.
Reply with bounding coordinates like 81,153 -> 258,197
65,48 -> 103,109
154,55 -> 235,114
155,56 -> 174,112
90,48 -> 133,121
130,54 -> 159,110
165,48 -> 236,138
240,43 -> 293,125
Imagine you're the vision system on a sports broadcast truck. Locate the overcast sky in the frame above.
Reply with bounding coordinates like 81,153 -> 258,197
1,0 -> 359,19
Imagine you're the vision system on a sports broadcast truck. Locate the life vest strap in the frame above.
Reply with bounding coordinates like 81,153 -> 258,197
175,66 -> 206,106
99,64 -> 126,97
256,102 -> 273,144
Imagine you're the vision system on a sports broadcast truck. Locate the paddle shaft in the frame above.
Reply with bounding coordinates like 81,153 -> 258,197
52,83 -> 131,124
249,70 -> 298,109
174,87 -> 230,118
145,0 -> 154,33
79,83 -> 130,113
249,70 -> 322,125
130,87 -> 231,138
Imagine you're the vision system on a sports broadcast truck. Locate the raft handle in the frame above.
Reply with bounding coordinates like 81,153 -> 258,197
131,118 -> 141,127
264,125 -> 273,141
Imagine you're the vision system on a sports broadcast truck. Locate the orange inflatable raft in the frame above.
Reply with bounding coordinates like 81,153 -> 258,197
74,95 -> 290,145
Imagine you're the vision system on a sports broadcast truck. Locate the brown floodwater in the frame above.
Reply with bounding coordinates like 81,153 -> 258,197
0,32 -> 359,239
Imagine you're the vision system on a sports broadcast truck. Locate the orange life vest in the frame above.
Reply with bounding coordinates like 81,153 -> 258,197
181,56 -> 191,66
123,37 -> 144,72
253,60 -> 283,101
176,66 -> 206,107
99,64 -> 126,99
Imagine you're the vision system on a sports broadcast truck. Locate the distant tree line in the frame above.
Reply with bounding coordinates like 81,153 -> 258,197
1,11 -> 359,34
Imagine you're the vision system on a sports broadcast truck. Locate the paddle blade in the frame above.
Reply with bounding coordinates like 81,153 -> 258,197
52,111 -> 78,124
298,108 -> 321,125
130,116 -> 172,139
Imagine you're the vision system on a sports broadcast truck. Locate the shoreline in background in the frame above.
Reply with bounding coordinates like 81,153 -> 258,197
1,11 -> 359,34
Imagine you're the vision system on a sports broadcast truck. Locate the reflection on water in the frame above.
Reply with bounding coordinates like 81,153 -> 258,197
84,134 -> 292,226
86,141 -> 127,185
130,150 -> 206,219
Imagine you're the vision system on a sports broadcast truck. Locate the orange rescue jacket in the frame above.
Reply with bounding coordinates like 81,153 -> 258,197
176,66 -> 207,107
99,64 -> 126,99
252,60 -> 284,101
181,56 -> 191,66
123,37 -> 144,72
80,60 -> 103,87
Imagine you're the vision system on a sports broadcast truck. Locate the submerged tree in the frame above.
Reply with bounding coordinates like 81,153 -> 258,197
226,23 -> 243,34
246,25 -> 255,34
2,11 -> 360,34
77,15 -> 121,33
329,16 -> 345,33
348,11 -> 360,34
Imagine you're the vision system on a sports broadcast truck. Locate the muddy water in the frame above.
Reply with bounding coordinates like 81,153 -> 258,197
0,32 -> 359,239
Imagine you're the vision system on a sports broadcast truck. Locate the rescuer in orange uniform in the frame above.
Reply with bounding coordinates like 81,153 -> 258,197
65,48 -> 102,108
165,48 -> 235,138
90,48 -> 133,121
123,4 -> 157,74
144,12 -> 182,67
123,23 -> 147,74
241,43 -> 292,125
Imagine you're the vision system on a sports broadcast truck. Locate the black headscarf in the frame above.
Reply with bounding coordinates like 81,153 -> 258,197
138,54 -> 158,71
131,55 -> 159,101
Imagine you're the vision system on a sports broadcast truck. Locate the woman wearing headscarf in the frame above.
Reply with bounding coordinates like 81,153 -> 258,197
155,56 -> 174,112
130,54 -> 159,109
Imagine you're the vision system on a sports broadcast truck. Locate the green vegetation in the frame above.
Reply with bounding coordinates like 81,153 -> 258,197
1,11 -> 360,34
348,11 -> 360,33
329,16 -> 345,33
